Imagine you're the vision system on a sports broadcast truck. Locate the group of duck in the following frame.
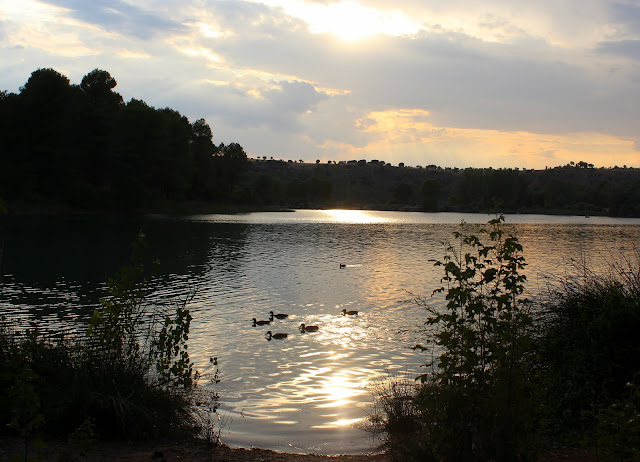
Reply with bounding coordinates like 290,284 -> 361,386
252,309 -> 359,341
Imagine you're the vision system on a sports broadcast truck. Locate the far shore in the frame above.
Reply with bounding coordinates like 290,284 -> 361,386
0,199 -> 631,219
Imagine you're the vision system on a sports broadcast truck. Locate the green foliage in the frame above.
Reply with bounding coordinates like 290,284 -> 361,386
449,168 -> 530,211
80,68 -> 123,107
87,233 -> 152,371
408,216 -> 537,461
535,251 -> 640,445
82,232 -> 205,437
421,178 -> 441,212
0,233 -> 218,446
593,378 -> 640,462
214,142 -> 251,198
155,303 -> 194,388
8,363 -> 45,438
0,67 -> 247,210
364,373 -> 429,462
393,182 -> 413,204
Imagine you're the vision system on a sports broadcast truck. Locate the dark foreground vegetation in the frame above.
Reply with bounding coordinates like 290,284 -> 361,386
0,234 -> 220,461
2,68 -> 640,216
367,217 -> 640,461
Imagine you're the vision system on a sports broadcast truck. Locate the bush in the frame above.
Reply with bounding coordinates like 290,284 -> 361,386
594,376 -> 640,461
0,232 -> 219,450
363,372 -> 427,461
535,250 -> 640,448
383,216 -> 539,461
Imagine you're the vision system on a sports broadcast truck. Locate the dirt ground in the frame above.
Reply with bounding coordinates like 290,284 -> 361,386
0,437 -> 389,462
0,437 -> 598,461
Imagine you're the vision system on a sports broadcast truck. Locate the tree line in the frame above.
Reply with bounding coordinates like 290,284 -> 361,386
245,160 -> 640,217
2,68 -> 640,216
0,68 -> 250,211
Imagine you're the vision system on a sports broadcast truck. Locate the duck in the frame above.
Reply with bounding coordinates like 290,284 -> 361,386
299,323 -> 319,332
266,331 -> 288,340
341,309 -> 359,316
252,318 -> 271,326
269,311 -> 289,320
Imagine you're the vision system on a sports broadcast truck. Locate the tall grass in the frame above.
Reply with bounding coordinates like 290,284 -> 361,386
363,371 -> 424,460
535,249 -> 640,454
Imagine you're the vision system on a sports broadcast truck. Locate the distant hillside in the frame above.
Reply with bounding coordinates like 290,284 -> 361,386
240,159 -> 640,217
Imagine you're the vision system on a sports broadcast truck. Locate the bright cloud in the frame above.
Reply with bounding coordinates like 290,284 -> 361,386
346,109 -> 639,169
263,0 -> 421,41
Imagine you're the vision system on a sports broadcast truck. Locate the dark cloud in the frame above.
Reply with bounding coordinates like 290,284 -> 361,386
596,39 -> 640,59
264,81 -> 328,113
156,78 -> 319,134
38,0 -> 186,39
610,1 -> 640,33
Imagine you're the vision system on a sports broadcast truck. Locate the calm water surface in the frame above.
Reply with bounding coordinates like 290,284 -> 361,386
1,210 -> 640,454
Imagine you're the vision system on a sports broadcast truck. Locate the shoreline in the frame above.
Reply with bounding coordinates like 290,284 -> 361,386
0,436 -> 597,461
0,437 -> 390,461
1,198 -> 636,219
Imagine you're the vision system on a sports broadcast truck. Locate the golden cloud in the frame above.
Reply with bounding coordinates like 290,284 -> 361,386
348,109 -> 639,168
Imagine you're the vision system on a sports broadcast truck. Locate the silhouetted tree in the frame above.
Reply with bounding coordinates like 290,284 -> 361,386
190,118 -> 218,199
421,178 -> 441,211
393,182 -> 413,204
18,68 -> 82,201
253,174 -> 283,204
78,69 -> 124,201
80,69 -> 123,108
215,142 -> 251,197
286,178 -> 307,203
307,177 -> 332,202
4,67 -> 640,216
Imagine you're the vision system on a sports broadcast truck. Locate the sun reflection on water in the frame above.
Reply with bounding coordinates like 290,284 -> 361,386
322,209 -> 389,224
317,370 -> 368,406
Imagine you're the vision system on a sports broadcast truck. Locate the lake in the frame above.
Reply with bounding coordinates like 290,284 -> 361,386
1,210 -> 640,454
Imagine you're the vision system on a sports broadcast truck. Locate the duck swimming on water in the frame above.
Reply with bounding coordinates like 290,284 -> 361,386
252,318 -> 271,326
341,309 -> 359,316
266,331 -> 288,340
269,311 -> 289,320
299,323 -> 319,332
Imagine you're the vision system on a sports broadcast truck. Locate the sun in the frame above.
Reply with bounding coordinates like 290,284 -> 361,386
270,0 -> 420,42
313,2 -> 386,41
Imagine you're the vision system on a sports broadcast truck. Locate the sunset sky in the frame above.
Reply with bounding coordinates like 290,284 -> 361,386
2,0 -> 640,169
